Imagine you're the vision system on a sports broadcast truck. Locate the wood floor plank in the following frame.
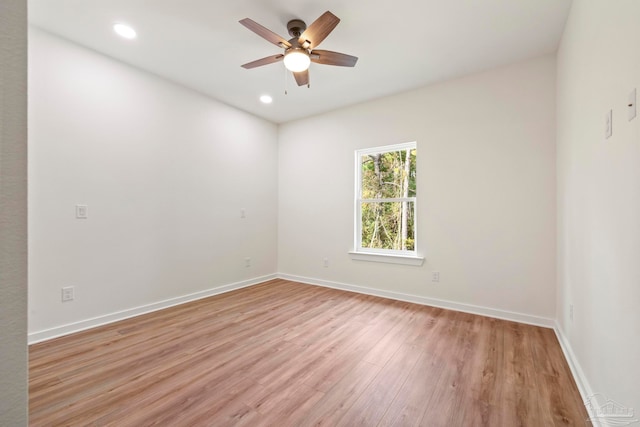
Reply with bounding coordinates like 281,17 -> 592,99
340,342 -> 425,427
361,301 -> 421,366
29,279 -> 589,426
389,351 -> 449,427
530,327 -> 591,426
296,359 -> 383,427
499,322 -> 543,426
412,313 -> 477,426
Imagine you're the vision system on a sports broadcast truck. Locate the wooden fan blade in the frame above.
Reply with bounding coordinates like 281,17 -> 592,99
241,54 -> 284,69
310,50 -> 358,67
298,11 -> 340,49
293,69 -> 309,87
239,18 -> 291,48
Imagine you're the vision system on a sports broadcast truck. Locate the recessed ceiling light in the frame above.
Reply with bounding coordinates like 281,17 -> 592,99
260,95 -> 273,104
113,23 -> 137,40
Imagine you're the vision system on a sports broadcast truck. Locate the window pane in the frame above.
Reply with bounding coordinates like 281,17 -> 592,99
361,149 -> 416,199
361,201 -> 415,251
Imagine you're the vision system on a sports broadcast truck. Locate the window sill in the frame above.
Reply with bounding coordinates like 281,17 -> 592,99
348,251 -> 425,266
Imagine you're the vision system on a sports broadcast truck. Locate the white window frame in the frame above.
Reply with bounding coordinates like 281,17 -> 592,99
351,142 -> 424,265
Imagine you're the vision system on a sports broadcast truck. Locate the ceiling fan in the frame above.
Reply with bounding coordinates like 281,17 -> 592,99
239,11 -> 358,87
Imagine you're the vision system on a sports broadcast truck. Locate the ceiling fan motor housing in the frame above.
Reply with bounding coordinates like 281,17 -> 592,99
287,19 -> 306,39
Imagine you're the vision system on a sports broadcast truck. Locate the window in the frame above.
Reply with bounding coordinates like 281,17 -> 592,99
354,142 -> 419,261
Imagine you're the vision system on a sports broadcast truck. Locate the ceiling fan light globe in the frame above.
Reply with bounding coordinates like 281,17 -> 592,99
284,49 -> 311,72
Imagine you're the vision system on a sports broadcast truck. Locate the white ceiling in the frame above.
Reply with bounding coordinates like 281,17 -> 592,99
29,0 -> 572,124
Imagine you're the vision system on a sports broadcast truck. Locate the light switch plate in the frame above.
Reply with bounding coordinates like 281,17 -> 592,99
75,204 -> 88,219
605,109 -> 613,139
629,88 -> 636,121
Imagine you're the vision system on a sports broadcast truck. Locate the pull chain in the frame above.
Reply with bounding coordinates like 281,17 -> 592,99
284,65 -> 288,95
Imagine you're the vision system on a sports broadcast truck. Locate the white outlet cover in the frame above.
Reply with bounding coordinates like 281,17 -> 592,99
605,109 -> 612,139
629,89 -> 636,121
61,286 -> 74,302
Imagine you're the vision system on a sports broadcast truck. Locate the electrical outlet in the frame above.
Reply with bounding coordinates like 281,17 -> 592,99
245,257 -> 251,267
569,304 -> 574,322
240,208 -> 246,219
323,258 -> 329,268
61,286 -> 74,302
432,272 -> 440,283
605,109 -> 613,139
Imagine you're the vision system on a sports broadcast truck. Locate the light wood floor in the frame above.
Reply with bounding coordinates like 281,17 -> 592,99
29,279 -> 589,426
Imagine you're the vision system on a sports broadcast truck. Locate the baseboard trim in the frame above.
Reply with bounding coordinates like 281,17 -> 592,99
28,274 -> 278,344
277,273 -> 555,328
553,323 -> 598,426
28,272 -> 557,339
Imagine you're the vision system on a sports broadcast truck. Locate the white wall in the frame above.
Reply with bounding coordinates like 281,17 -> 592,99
278,55 -> 557,321
28,28 -> 278,338
557,0 -> 640,412
0,0 -> 28,424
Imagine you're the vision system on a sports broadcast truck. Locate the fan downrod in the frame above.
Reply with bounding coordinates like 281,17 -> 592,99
287,19 -> 306,38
